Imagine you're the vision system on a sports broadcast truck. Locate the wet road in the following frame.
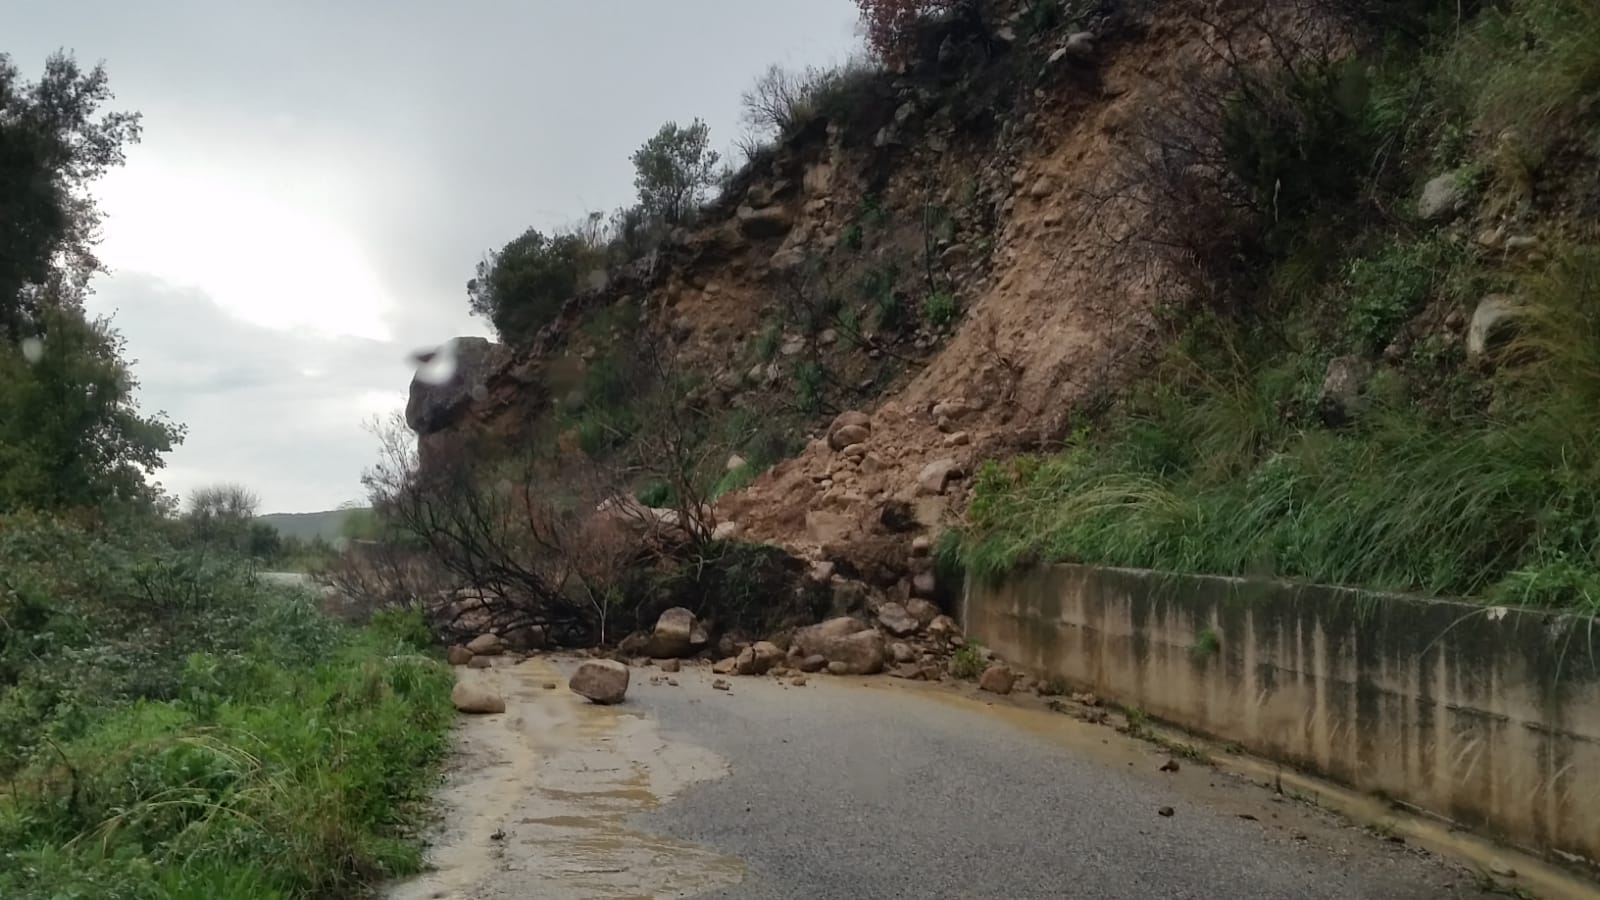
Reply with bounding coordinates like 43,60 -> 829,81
389,657 -> 1534,900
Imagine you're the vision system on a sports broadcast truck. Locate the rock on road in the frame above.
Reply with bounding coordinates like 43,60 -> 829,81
391,658 -> 1520,900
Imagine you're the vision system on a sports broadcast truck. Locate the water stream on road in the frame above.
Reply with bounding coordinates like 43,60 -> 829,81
385,657 -> 742,900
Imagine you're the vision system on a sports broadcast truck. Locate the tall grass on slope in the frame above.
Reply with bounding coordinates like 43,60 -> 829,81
964,249 -> 1600,614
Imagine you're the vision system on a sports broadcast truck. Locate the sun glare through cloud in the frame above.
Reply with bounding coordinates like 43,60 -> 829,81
94,159 -> 395,341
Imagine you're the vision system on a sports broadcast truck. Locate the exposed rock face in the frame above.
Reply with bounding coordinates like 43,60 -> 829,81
451,682 -> 506,714
736,204 -> 794,239
405,337 -> 509,435
979,664 -> 1016,695
644,607 -> 708,659
569,659 -> 631,704
466,633 -> 504,656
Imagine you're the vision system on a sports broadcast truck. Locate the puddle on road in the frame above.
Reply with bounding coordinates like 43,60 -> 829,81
386,658 -> 741,900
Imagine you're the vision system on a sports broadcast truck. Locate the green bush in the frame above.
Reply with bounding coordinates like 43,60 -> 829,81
924,291 -> 958,328
0,519 -> 453,899
950,641 -> 986,680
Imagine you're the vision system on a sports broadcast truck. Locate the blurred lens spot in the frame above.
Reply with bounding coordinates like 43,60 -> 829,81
412,340 -> 459,386
21,337 -> 44,364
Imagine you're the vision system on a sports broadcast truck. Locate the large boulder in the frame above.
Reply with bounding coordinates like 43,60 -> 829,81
1468,294 -> 1520,362
876,602 -> 921,637
1418,172 -> 1471,222
466,633 -> 504,656
906,598 -> 941,628
1316,356 -> 1372,427
446,646 -> 474,666
451,682 -> 506,714
644,607 -> 709,659
827,411 -> 873,451
917,458 -> 963,495
825,630 -> 886,675
979,664 -> 1016,695
735,641 -> 784,676
569,659 -> 631,705
503,625 -> 547,652
405,337 -> 509,434
792,617 -> 869,658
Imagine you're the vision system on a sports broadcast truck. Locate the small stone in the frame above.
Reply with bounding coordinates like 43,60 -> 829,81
1488,862 -> 1517,878
910,535 -> 933,556
467,655 -> 493,669
667,678 -> 679,686
1028,175 -> 1054,199
726,453 -> 748,473
943,431 -> 971,447
543,681 -> 558,690
659,658 -> 681,673
446,646 -> 474,666
1159,759 -> 1180,773
827,661 -> 850,675
712,678 -> 732,691
790,675 -> 808,687
830,424 -> 871,451
798,654 -> 828,673
979,664 -> 1016,695
890,663 -> 925,680
1158,806 -> 1175,818
1418,171 -> 1471,222
891,642 -> 917,664
911,572 -> 937,598
713,657 -> 738,675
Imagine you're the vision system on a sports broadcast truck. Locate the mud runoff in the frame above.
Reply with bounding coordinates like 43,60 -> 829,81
385,658 -> 742,900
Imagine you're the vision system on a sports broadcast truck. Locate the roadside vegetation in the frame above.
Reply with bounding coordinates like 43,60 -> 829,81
0,52 -> 454,898
960,0 -> 1600,613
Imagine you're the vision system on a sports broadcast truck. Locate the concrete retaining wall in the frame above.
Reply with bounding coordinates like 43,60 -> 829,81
964,565 -> 1600,870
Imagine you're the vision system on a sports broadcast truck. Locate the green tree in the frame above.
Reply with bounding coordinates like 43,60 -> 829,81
467,227 -> 594,343
630,118 -> 719,226
0,305 -> 183,512
0,51 -> 142,337
0,52 -> 177,514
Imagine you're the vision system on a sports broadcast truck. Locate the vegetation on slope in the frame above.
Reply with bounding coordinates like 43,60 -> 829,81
960,0 -> 1600,612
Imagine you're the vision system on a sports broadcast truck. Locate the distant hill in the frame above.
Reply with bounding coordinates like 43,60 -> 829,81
258,508 -> 367,542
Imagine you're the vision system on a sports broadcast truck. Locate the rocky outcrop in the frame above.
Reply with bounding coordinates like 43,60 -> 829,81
406,337 -> 510,434
569,659 -> 631,704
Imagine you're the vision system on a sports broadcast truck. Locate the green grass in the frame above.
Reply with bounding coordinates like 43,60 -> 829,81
961,248 -> 1600,615
0,521 -> 454,900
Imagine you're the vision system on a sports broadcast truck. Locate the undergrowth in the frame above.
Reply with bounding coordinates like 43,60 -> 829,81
0,518 -> 453,899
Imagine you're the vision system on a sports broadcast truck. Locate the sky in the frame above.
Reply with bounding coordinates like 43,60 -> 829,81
9,0 -> 863,513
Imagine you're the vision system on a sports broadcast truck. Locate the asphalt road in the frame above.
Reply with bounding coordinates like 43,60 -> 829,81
629,668 -> 1498,900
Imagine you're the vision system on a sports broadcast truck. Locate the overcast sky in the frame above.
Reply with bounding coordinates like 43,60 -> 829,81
10,1 -> 862,513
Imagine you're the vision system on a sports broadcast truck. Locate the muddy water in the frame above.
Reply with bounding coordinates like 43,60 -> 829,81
385,658 -> 742,900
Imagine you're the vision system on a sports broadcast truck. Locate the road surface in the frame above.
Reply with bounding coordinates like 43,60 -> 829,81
387,657 -> 1529,900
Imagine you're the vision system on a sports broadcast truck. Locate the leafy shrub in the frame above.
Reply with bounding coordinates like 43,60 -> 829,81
468,228 -> 596,344
1342,237 -> 1460,352
924,291 -> 959,328
637,479 -> 673,508
794,361 -> 826,414
950,640 -> 986,679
